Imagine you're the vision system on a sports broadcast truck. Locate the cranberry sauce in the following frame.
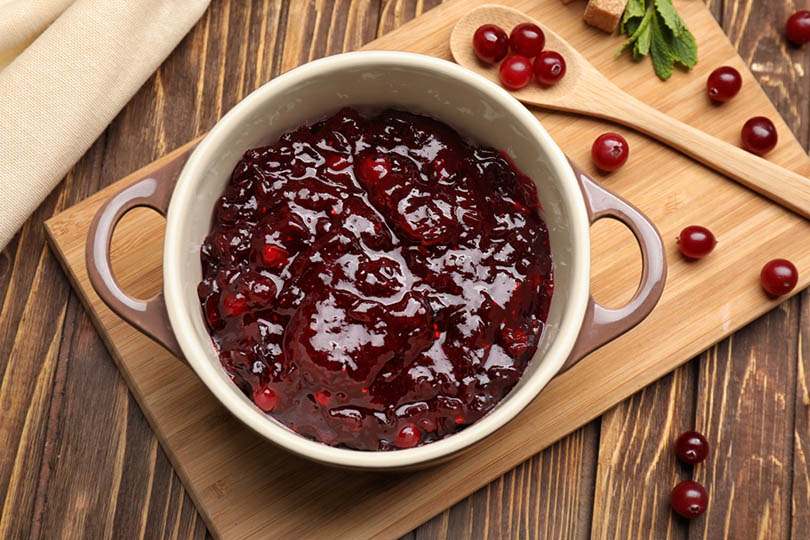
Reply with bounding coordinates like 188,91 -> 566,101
197,108 -> 554,450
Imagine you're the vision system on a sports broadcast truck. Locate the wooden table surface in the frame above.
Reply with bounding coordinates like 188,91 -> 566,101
1,1 -> 808,538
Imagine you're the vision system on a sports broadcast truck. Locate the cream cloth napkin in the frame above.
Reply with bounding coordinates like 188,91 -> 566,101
0,0 -> 210,251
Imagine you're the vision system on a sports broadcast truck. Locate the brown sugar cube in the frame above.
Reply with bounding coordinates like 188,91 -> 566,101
584,0 -> 628,33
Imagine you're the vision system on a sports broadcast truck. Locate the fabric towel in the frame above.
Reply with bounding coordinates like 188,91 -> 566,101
0,0 -> 211,251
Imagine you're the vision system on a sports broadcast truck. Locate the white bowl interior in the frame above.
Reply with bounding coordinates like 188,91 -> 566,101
164,52 -> 590,469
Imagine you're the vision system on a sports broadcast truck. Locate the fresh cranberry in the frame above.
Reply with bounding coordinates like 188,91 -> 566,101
473,24 -> 509,63
787,11 -> 810,45
499,55 -> 534,90
741,116 -> 778,156
533,51 -> 566,86
198,108 -> 554,451
509,23 -> 545,57
394,424 -> 422,449
670,481 -> 708,519
675,431 -> 710,464
706,66 -> 742,102
591,133 -> 629,172
677,226 -> 716,259
760,259 -> 798,296
253,386 -> 279,412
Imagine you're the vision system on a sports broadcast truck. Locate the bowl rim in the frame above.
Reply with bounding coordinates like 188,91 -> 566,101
163,50 -> 591,469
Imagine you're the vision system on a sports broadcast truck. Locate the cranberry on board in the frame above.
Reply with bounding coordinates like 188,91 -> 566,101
675,431 -> 710,464
741,116 -> 778,156
473,24 -> 509,64
198,108 -> 554,450
786,10 -> 810,45
670,481 -> 709,519
509,22 -> 545,57
677,226 -> 716,259
499,55 -> 534,89
533,51 -> 566,86
760,258 -> 799,296
591,133 -> 629,172
706,66 -> 742,103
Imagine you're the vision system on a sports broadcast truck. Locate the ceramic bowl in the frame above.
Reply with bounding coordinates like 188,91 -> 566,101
86,51 -> 665,470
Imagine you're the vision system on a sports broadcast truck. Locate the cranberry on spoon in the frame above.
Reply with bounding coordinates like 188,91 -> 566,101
509,22 -> 545,57
534,51 -> 566,86
499,55 -> 534,89
472,24 -> 509,63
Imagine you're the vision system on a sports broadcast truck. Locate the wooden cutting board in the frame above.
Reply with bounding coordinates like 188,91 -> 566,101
44,1 -> 810,538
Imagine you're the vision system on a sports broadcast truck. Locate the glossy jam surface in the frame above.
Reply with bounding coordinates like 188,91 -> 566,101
198,108 -> 554,450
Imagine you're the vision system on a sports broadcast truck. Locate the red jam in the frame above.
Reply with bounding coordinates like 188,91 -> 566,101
198,108 -> 554,450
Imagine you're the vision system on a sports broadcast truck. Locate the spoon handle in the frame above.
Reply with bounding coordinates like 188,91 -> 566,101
594,88 -> 810,219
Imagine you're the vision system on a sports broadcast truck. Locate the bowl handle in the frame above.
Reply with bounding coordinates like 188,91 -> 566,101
85,147 -> 194,359
561,159 -> 667,371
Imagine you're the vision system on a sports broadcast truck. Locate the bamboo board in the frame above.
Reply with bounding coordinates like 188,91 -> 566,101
44,1 -> 810,538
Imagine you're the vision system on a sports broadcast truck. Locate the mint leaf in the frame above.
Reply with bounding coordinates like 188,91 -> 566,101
650,15 -> 675,79
621,0 -> 647,34
635,19 -> 652,57
669,26 -> 698,67
624,16 -> 642,37
655,0 -> 686,36
616,3 -> 654,57
616,0 -> 698,80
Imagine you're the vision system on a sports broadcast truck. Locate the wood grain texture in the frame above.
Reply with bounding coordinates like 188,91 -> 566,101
2,1 -> 810,539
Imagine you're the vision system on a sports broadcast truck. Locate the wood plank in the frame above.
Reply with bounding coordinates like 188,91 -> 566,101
414,422 -> 598,540
591,366 -> 695,540
42,2 -> 800,535
794,289 -> 810,539
0,140 -> 109,539
692,302 -> 799,539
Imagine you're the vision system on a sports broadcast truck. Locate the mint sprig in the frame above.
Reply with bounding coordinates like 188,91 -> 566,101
616,0 -> 698,80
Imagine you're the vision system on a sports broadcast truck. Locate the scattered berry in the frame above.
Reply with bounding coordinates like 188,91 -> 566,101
675,431 -> 710,464
741,116 -> 777,156
394,424 -> 422,449
533,51 -> 566,86
499,55 -> 534,89
670,481 -> 708,519
677,226 -> 716,259
591,133 -> 629,172
509,22 -> 545,57
473,24 -> 509,63
706,66 -> 742,102
760,259 -> 798,296
787,11 -> 810,45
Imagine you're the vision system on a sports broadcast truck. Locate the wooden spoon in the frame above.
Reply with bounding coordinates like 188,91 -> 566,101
450,4 -> 810,219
